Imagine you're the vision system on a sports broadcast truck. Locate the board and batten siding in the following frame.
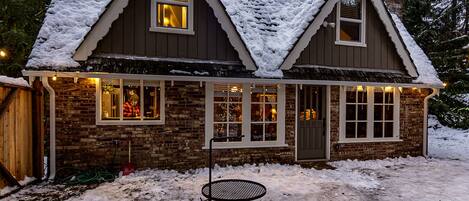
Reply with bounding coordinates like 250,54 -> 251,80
94,0 -> 240,62
295,0 -> 405,72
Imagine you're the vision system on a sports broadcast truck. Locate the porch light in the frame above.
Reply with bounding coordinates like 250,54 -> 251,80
52,74 -> 57,81
357,85 -> 364,92
398,87 -> 403,93
0,49 -> 7,58
443,82 -> 448,88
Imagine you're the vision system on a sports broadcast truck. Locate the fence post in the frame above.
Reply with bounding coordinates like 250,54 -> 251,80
32,79 -> 44,179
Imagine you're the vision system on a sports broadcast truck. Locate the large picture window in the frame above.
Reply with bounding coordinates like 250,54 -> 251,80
205,83 -> 286,149
340,86 -> 400,143
151,0 -> 194,35
97,79 -> 165,125
336,0 -> 366,47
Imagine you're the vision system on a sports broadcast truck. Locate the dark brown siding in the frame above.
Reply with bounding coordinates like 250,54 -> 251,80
295,0 -> 405,72
93,0 -> 240,62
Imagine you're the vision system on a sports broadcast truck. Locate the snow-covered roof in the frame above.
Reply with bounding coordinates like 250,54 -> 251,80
464,44 -> 469,49
390,14 -> 443,87
220,0 -> 325,78
0,76 -> 30,88
26,0 -> 112,68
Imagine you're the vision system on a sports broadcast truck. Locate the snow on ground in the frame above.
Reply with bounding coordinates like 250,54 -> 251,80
5,116 -> 469,201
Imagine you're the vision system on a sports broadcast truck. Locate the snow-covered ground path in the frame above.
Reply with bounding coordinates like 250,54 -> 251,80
5,115 -> 469,201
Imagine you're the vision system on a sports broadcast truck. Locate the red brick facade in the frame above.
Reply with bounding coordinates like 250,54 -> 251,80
48,78 -> 428,171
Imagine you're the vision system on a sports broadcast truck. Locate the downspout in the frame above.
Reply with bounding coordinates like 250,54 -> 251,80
423,88 -> 439,157
41,77 -> 56,180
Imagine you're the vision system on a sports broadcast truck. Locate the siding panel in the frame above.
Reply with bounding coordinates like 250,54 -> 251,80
295,0 -> 405,72
94,0 -> 239,62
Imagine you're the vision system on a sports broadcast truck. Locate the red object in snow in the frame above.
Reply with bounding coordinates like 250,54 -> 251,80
122,163 -> 135,176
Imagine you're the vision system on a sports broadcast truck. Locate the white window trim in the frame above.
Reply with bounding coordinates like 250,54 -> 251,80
95,78 -> 165,125
204,83 -> 287,149
339,86 -> 400,143
335,0 -> 367,47
150,0 -> 195,35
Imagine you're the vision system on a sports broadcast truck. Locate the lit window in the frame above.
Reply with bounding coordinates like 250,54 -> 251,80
336,0 -> 366,46
151,0 -> 194,35
97,79 -> 165,125
251,85 -> 278,142
213,84 -> 243,142
205,83 -> 286,149
340,86 -> 400,142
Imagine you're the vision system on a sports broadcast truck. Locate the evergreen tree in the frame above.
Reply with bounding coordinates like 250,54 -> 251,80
403,0 -> 469,128
0,0 -> 50,77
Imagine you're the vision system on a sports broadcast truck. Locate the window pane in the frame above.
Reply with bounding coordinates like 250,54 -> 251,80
251,104 -> 263,122
123,80 -> 141,120
228,84 -> 243,102
214,124 -> 227,142
265,123 -> 277,141
340,21 -> 361,42
341,0 -> 362,19
385,91 -> 394,104
346,122 -> 356,138
214,84 -> 228,102
265,86 -> 278,103
385,105 -> 394,120
228,124 -> 242,142
374,122 -> 383,138
101,79 -> 120,120
357,122 -> 367,138
357,105 -> 367,120
229,104 -> 242,122
251,124 -> 264,141
251,87 -> 264,102
143,81 -> 161,120
374,89 -> 384,104
357,88 -> 367,103
265,104 -> 277,122
214,103 -> 227,122
385,122 -> 394,137
346,88 -> 356,103
157,3 -> 188,29
346,105 -> 356,120
374,105 -> 383,121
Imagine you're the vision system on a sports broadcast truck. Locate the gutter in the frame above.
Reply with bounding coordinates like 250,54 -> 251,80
423,88 -> 439,157
41,76 -> 56,180
23,70 -> 445,89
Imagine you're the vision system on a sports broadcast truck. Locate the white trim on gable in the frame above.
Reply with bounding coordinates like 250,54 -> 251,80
74,0 -> 130,61
280,0 -> 419,78
204,0 -> 257,71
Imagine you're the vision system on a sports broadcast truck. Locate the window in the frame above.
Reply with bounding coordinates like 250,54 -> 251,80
336,0 -> 366,46
251,85 -> 278,142
150,0 -> 194,35
340,86 -> 400,142
205,83 -> 286,149
97,79 -> 165,125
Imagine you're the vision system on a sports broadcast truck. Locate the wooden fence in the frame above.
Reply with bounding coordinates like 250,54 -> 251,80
0,83 -> 34,188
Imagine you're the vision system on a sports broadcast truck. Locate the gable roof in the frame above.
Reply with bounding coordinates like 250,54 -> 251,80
26,0 -> 442,87
27,0 -> 113,68
217,0 -> 326,78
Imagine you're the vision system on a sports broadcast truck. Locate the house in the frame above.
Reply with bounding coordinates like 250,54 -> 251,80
24,0 -> 443,179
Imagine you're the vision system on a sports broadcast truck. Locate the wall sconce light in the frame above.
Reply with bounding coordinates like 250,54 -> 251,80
52,73 -> 58,81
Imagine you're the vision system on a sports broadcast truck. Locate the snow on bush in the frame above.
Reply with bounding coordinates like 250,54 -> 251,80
220,0 -> 325,78
27,0 -> 112,68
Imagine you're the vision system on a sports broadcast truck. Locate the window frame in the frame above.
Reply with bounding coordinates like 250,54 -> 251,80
96,78 -> 165,125
339,86 -> 400,143
150,0 -> 195,35
205,83 -> 287,149
335,0 -> 367,47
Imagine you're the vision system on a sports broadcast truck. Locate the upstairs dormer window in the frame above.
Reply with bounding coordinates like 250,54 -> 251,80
336,0 -> 366,47
150,0 -> 194,35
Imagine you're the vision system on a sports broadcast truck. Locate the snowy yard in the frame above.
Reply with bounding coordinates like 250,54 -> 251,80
4,116 -> 469,201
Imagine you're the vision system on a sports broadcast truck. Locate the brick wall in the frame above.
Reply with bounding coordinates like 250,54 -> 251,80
329,86 -> 428,160
50,78 -> 296,171
49,78 -> 427,171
